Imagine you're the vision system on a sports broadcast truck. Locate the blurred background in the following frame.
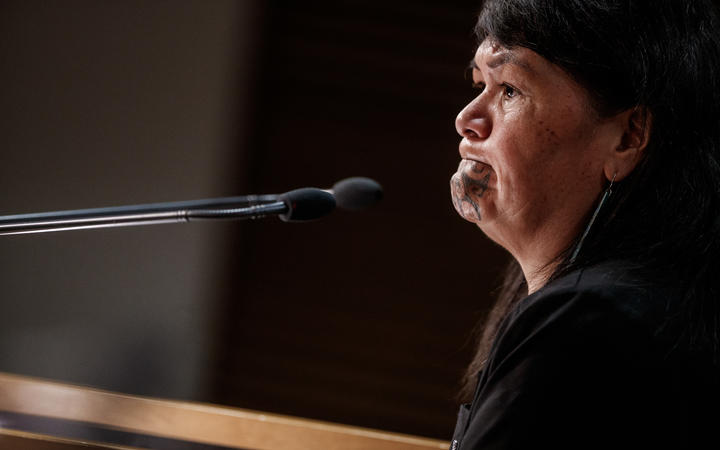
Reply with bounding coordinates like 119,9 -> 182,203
0,0 -> 508,440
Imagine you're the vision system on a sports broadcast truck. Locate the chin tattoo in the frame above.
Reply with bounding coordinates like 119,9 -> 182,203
452,168 -> 490,222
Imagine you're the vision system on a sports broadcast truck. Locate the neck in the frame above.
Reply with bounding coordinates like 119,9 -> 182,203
512,220 -> 580,294
521,259 -> 559,294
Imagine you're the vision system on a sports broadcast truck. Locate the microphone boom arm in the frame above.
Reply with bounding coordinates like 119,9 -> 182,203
0,196 -> 284,236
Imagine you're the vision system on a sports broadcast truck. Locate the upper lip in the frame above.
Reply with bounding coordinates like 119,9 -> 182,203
459,142 -> 490,166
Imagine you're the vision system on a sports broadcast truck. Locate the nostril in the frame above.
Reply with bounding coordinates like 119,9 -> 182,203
464,128 -> 479,139
465,117 -> 491,140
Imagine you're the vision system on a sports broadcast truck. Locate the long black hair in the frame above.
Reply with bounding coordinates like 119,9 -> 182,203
462,0 -> 720,398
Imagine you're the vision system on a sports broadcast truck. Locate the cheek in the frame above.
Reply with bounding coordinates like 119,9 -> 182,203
536,119 -> 563,150
525,122 -> 604,200
493,120 -> 557,184
494,118 -> 587,202
489,97 -> 605,205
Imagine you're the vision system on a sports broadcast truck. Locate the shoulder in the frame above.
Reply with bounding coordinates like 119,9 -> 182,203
485,261 -> 671,376
460,263 -> 689,449
509,261 -> 668,336
519,261 -> 666,324
458,262 -> 718,449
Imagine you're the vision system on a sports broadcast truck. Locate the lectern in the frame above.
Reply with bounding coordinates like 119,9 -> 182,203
0,372 -> 447,450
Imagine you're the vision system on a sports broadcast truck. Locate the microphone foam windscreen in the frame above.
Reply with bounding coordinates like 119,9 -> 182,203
332,177 -> 383,210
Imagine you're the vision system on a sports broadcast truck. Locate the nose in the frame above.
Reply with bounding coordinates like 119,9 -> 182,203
455,98 -> 491,140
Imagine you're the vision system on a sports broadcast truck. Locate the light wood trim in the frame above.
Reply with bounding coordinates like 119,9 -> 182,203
0,428 -> 143,450
0,372 -> 448,450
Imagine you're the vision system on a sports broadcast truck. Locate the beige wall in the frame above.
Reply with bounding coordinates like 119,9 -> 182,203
0,0 -> 257,399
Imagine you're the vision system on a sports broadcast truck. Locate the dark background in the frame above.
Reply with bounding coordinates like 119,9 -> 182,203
0,0 -> 507,440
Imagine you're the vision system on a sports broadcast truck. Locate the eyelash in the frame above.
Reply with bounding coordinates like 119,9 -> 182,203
471,81 -> 518,99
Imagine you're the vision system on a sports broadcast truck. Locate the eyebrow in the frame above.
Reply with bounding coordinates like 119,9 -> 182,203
469,51 -> 534,73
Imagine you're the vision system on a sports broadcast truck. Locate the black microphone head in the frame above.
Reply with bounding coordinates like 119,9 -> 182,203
332,177 -> 383,211
278,187 -> 336,222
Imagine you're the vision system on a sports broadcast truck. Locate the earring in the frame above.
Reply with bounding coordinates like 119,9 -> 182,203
569,173 -> 617,263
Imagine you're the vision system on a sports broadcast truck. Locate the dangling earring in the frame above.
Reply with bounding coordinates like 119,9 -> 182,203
569,173 -> 617,264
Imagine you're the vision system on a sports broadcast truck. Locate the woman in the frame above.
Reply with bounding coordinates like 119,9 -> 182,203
450,0 -> 720,448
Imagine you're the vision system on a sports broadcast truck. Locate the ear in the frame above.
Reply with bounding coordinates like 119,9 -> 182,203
603,106 -> 652,182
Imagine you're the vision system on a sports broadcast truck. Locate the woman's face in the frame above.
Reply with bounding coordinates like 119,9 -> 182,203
451,40 -> 618,266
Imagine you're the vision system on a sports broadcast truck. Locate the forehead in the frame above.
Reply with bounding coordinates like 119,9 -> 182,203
473,40 -> 589,93
472,40 -> 535,74
472,39 -> 599,116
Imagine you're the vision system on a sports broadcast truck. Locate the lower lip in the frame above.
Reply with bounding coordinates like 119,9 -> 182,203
462,158 -> 491,172
459,158 -> 493,186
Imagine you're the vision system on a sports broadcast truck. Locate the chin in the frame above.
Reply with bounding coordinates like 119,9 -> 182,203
450,164 -> 498,225
451,174 -> 483,223
453,195 -> 488,226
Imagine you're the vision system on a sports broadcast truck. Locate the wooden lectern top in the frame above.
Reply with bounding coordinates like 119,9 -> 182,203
0,372 -> 448,450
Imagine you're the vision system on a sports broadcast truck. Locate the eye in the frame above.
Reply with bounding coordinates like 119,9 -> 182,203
503,84 -> 518,98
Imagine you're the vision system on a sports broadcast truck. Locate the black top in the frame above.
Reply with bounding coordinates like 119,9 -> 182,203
451,262 -> 719,449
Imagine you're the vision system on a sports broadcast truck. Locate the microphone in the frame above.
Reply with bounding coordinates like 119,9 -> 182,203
0,178 -> 383,235
279,187 -> 336,222
331,177 -> 383,211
